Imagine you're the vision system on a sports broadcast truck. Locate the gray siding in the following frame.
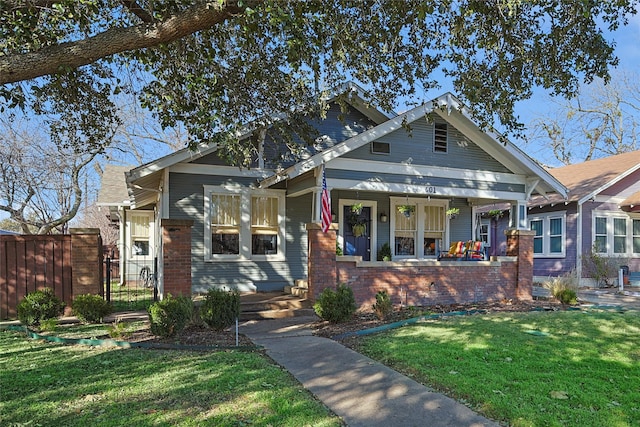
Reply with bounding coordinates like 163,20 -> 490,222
327,168 -> 524,193
168,172 -> 310,292
344,118 -> 511,173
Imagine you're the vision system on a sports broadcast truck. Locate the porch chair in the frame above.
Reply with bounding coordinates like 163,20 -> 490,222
438,241 -> 467,260
465,240 -> 485,260
438,240 -> 485,261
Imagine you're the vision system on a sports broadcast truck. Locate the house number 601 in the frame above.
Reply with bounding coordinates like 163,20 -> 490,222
425,186 -> 436,193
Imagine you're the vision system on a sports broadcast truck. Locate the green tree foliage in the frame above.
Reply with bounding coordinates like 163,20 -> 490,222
1,1 -> 637,166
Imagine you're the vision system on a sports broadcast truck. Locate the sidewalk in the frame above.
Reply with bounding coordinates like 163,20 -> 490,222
240,316 -> 498,427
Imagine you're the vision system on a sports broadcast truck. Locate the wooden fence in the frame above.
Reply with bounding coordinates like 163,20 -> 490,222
0,229 -> 102,319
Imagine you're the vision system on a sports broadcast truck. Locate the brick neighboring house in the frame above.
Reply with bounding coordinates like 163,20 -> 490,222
99,83 -> 567,308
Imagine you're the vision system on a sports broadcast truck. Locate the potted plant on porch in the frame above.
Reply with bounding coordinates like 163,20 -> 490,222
397,204 -> 415,218
446,207 -> 460,219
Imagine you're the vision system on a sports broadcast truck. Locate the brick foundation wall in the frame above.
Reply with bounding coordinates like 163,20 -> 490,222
337,258 -> 519,309
306,222 -> 534,311
70,228 -> 103,298
161,219 -> 193,298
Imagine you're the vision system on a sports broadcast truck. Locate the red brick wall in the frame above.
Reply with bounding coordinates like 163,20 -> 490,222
337,259 -> 519,309
306,222 -> 535,310
506,229 -> 535,301
70,228 -> 103,299
306,223 -> 337,300
161,219 -> 193,298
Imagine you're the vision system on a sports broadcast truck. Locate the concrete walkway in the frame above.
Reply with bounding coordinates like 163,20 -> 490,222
240,316 -> 498,427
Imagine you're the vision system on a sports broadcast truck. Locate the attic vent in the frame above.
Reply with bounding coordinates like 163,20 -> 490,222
434,123 -> 448,153
370,141 -> 390,155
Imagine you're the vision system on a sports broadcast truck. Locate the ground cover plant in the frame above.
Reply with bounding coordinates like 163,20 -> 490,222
355,309 -> 640,427
0,329 -> 341,427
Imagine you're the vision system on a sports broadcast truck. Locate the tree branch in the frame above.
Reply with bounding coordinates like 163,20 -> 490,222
120,0 -> 155,23
0,1 -> 261,84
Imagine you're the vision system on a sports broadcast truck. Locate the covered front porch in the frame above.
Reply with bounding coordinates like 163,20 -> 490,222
307,222 -> 535,309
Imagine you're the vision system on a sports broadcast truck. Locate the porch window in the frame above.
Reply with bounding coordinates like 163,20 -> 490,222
423,205 -> 445,256
394,205 -> 416,256
529,213 -> 565,257
210,193 -> 241,255
479,220 -> 491,247
391,197 -> 448,258
131,213 -> 150,256
251,195 -> 279,255
205,186 -> 285,261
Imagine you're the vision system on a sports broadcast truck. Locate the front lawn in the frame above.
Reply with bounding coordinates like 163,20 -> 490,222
356,309 -> 640,427
0,329 -> 341,427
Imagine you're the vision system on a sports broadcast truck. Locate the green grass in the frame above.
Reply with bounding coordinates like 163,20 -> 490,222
0,330 -> 341,427
357,309 -> 640,427
109,284 -> 154,311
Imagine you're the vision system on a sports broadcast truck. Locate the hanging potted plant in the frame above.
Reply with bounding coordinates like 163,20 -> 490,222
488,209 -> 503,220
397,204 -> 415,218
351,203 -> 363,215
446,207 -> 460,219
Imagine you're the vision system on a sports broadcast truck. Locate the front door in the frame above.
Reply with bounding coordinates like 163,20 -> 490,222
343,205 -> 371,261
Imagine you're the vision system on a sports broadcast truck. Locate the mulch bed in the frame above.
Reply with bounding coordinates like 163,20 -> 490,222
94,299 -> 564,350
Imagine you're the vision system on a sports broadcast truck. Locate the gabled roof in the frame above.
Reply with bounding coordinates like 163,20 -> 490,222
532,150 -> 640,207
259,93 -> 567,200
126,82 -> 394,208
97,165 -> 132,207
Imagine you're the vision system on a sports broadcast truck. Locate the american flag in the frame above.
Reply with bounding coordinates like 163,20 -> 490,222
321,165 -> 331,233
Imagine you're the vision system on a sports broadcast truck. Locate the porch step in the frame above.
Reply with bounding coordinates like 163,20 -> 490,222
284,279 -> 309,298
240,291 -> 314,320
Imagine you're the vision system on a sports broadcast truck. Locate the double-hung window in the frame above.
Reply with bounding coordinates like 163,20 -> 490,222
205,186 -> 285,261
529,213 -> 566,257
251,195 -> 279,255
390,197 -> 447,258
210,193 -> 241,255
130,213 -> 151,256
593,213 -> 640,255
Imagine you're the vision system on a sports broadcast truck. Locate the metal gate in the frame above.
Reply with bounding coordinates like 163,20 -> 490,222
104,251 -> 157,311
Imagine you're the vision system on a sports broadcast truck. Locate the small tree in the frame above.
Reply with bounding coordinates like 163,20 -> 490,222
582,245 -> 625,287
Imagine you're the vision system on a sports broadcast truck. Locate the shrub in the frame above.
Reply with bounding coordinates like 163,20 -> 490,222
72,294 -> 113,323
17,288 -> 65,327
556,288 -> 578,305
377,243 -> 392,261
372,290 -> 392,320
313,283 -> 356,323
148,294 -> 194,338
542,270 -> 579,305
199,289 -> 240,331
583,244 -> 626,287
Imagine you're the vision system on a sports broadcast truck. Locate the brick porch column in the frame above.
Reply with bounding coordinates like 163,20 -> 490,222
70,228 -> 103,298
161,219 -> 193,298
505,229 -> 535,301
306,223 -> 337,302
